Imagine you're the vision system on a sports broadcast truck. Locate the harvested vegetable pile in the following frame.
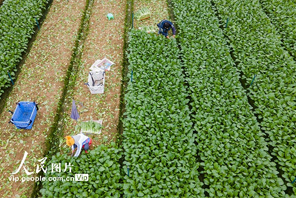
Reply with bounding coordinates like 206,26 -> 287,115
75,121 -> 103,134
134,7 -> 151,20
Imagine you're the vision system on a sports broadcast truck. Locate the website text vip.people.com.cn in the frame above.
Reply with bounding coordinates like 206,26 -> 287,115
9,174 -> 89,183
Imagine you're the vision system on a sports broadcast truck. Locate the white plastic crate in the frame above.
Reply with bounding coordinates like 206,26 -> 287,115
87,70 -> 105,94
90,58 -> 115,71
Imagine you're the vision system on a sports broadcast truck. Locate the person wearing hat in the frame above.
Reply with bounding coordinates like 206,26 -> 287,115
157,19 -> 176,39
65,134 -> 92,157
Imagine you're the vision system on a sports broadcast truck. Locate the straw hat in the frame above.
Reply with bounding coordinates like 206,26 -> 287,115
65,136 -> 74,146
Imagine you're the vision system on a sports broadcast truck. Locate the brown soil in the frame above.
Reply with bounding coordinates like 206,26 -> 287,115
0,0 -> 86,197
61,0 -> 126,149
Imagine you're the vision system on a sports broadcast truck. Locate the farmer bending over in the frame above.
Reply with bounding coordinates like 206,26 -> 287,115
65,134 -> 92,157
157,19 -> 176,39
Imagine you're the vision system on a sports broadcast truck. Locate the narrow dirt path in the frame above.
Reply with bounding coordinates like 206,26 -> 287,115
61,0 -> 127,146
0,0 -> 86,196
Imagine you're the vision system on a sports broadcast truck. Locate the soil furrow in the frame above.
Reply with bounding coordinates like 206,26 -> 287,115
0,0 -> 87,196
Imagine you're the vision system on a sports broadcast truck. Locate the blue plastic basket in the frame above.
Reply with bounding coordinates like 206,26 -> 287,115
10,101 -> 38,129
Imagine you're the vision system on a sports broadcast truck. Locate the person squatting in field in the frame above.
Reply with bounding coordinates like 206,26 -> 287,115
65,134 -> 92,157
157,19 -> 176,39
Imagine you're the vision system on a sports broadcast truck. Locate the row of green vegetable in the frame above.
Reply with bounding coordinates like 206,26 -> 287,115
212,0 -> 296,193
171,0 -> 286,196
260,0 -> 296,58
0,0 -> 48,98
122,30 -> 204,197
40,144 -> 122,198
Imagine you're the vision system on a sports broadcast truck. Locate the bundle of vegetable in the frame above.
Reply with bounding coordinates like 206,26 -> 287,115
212,0 -> 296,193
123,31 -> 204,197
40,144 -> 122,198
172,0 -> 286,196
76,120 -> 102,133
260,0 -> 296,57
134,7 -> 151,20
0,0 -> 48,98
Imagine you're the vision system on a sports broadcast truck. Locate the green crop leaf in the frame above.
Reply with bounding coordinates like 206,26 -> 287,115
106,161 -> 113,167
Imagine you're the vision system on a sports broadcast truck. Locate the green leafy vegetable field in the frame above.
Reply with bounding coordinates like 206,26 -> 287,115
172,0 -> 286,196
260,0 -> 296,58
41,144 -> 122,198
0,0 -> 48,98
0,0 -> 87,196
212,0 -> 296,193
3,0 -> 296,196
122,30 -> 204,197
